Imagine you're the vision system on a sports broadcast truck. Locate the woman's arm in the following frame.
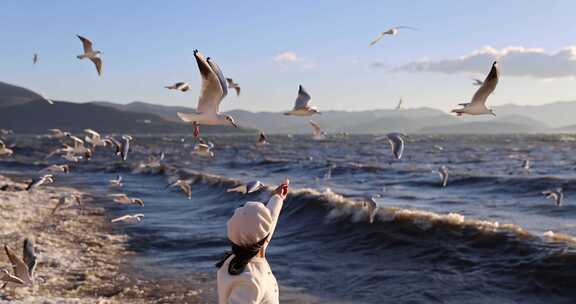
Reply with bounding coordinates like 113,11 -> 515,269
262,180 -> 289,253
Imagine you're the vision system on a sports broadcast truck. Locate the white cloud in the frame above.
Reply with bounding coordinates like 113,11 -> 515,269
274,51 -> 302,62
396,46 -> 576,78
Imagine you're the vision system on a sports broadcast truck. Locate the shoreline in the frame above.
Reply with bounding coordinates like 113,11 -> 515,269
0,174 -> 215,303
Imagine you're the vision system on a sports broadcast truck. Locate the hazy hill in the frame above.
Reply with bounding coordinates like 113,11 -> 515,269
0,81 -> 48,108
91,101 -> 193,122
494,101 -> 576,128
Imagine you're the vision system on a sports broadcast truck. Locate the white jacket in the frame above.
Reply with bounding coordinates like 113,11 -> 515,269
217,194 -> 284,304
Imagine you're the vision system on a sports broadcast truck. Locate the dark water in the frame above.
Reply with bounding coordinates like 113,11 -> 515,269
2,133 -> 576,303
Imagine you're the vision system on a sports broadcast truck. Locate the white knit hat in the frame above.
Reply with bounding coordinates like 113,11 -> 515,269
227,202 -> 272,246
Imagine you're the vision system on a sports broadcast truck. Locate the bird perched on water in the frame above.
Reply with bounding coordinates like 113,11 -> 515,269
386,133 -> 406,160
522,159 -> 531,171
165,82 -> 191,92
108,194 -> 144,206
76,35 -> 103,76
176,50 -> 238,138
284,85 -> 320,116
40,164 -> 70,174
451,62 -> 499,116
109,175 -> 123,188
369,26 -> 418,46
543,188 -> 563,207
362,197 -> 378,224
309,120 -> 326,141
2,239 -> 37,287
0,139 -> 13,157
111,214 -> 144,224
257,132 -> 269,146
226,78 -> 241,96
166,180 -> 192,200
227,180 -> 264,195
438,166 -> 449,188
26,174 -> 54,191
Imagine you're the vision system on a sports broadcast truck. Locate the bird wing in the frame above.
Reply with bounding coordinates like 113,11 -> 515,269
22,239 -> 36,277
226,78 -> 234,87
386,133 -> 405,159
194,50 -> 224,114
294,85 -> 311,109
111,215 -> 133,223
77,35 -> 94,53
90,57 -> 103,76
4,245 -> 31,283
1,269 -> 25,285
369,32 -> 385,46
309,120 -> 322,135
396,26 -> 418,31
207,57 -> 228,100
84,129 -> 100,140
470,62 -> 499,106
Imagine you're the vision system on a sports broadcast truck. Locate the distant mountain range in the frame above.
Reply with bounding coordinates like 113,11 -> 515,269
1,81 -> 575,134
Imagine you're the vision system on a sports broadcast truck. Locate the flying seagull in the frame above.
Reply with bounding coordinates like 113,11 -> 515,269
165,82 -> 191,92
438,166 -> 449,188
167,180 -> 192,200
472,78 -> 483,86
48,129 -> 70,139
369,26 -> 418,46
451,61 -> 499,116
395,97 -> 403,111
176,50 -> 238,138
0,268 -> 24,286
284,85 -> 320,116
543,188 -> 563,207
309,120 -> 326,141
33,53 -> 38,65
40,164 -> 70,174
192,139 -> 215,158
108,194 -> 144,206
84,129 -> 107,148
386,133 -> 406,160
26,174 -> 54,191
3,239 -> 37,287
120,135 -> 132,161
76,35 -> 103,76
109,175 -> 123,188
226,78 -> 241,96
51,192 -> 82,215
111,214 -> 144,224
227,180 -> 264,194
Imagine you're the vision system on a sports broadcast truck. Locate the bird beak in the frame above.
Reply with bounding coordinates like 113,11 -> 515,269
491,112 -> 497,117
231,121 -> 239,128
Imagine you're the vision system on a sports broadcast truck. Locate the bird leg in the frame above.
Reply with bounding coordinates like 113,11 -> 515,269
193,122 -> 200,138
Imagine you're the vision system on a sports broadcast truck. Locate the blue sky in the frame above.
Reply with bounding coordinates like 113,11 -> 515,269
1,0 -> 576,112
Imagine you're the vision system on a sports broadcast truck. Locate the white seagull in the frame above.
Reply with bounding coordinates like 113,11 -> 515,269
111,214 -> 144,224
109,175 -> 123,188
284,85 -> 320,116
543,188 -> 563,207
108,194 -> 144,206
369,26 -> 418,46
120,135 -> 132,161
309,120 -> 326,141
192,140 -> 215,158
76,35 -> 103,76
2,239 -> 37,287
165,82 -> 191,92
226,78 -> 241,96
26,174 -> 54,191
472,78 -> 483,86
452,61 -> 499,116
438,166 -> 449,188
386,133 -> 406,160
0,139 -> 13,157
84,129 -> 107,148
522,159 -> 531,171
362,197 -> 378,224
48,129 -> 70,139
257,132 -> 269,146
227,180 -> 264,194
167,180 -> 192,200
176,50 -> 238,138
